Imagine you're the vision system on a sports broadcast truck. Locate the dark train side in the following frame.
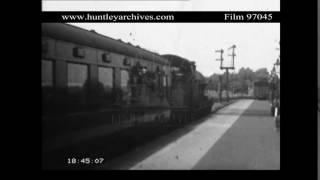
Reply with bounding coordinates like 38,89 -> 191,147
162,54 -> 213,118
42,23 -> 172,115
41,23 -> 213,158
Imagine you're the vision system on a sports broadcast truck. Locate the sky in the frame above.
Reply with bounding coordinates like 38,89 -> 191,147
43,0 -> 280,77
42,0 -> 280,11
68,23 -> 280,77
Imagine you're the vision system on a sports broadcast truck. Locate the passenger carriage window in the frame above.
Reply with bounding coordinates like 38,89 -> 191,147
120,69 -> 129,88
42,60 -> 53,87
98,67 -> 113,91
67,63 -> 88,87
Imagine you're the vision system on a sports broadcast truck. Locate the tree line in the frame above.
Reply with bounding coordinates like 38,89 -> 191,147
206,67 -> 270,94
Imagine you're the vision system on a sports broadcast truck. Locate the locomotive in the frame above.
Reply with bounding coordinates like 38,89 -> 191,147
162,54 -> 213,118
41,23 -> 213,158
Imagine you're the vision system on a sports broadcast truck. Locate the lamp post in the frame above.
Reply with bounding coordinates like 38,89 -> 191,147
270,41 -> 280,117
274,57 -> 280,98
270,56 -> 280,116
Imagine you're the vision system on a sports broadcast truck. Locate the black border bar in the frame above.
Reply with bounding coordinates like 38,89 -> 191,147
41,11 -> 280,22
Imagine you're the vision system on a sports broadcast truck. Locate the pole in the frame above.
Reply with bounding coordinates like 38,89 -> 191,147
226,69 -> 229,102
215,49 -> 224,68
226,45 -> 236,102
218,75 -> 222,102
215,49 -> 224,102
215,46 -> 236,103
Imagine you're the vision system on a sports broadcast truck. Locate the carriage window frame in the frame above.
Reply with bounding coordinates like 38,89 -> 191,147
67,62 -> 88,88
98,66 -> 114,92
41,59 -> 54,87
120,69 -> 130,88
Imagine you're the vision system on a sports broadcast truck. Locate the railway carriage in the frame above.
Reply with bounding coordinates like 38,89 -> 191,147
42,24 -> 213,162
253,80 -> 269,100
42,23 -> 172,117
42,23 -> 215,168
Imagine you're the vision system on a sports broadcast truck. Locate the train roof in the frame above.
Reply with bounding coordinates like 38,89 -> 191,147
162,54 -> 206,82
162,54 -> 195,74
161,54 -> 195,67
194,71 -> 206,82
42,23 -> 169,65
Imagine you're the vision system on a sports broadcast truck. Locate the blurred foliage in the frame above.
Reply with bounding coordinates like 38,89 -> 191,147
206,67 -> 270,94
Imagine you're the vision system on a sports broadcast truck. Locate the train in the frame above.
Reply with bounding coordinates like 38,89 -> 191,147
41,23 -> 213,154
162,54 -> 213,116
253,80 -> 269,100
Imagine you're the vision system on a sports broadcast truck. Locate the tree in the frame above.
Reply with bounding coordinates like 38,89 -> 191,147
254,68 -> 269,81
206,67 -> 269,95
